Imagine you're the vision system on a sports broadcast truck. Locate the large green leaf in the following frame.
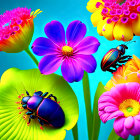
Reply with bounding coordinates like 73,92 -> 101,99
92,82 -> 106,140
0,68 -> 79,140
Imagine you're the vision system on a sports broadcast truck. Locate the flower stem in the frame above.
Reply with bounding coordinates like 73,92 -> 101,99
25,48 -> 39,66
82,71 -> 92,140
91,82 -> 106,140
72,123 -> 78,140
108,129 -> 126,140
134,135 -> 139,140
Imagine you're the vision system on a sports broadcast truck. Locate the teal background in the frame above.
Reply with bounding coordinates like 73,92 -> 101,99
0,0 -> 139,139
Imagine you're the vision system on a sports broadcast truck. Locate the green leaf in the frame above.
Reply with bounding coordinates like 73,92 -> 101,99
92,82 -> 106,140
108,129 -> 127,140
0,68 -> 79,140
82,71 -> 92,140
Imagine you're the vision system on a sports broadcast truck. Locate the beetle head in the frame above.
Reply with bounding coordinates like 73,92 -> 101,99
21,96 -> 31,104
116,44 -> 128,55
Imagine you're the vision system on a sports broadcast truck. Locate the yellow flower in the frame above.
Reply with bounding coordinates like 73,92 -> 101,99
86,0 -> 140,41
105,55 -> 140,90
0,8 -> 42,53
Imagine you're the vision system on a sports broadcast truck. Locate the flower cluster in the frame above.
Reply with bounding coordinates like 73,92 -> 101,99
87,0 -> 140,41
0,7 -> 41,53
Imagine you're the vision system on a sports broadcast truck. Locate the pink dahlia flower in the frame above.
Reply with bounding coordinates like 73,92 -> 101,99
98,82 -> 140,139
32,20 -> 100,83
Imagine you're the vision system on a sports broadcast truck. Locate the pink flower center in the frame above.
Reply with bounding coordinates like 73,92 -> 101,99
62,46 -> 73,56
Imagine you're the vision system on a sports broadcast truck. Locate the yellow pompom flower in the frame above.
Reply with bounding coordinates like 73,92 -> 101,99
105,55 -> 140,90
87,0 -> 140,41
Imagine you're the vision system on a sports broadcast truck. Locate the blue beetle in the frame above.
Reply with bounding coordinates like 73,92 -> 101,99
101,44 -> 132,73
21,91 -> 65,128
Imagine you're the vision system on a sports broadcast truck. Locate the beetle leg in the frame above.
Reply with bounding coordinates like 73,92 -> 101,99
38,118 -> 44,126
42,92 -> 49,97
26,111 -> 33,115
47,94 -> 57,102
26,91 -> 30,96
118,55 -> 132,60
22,104 -> 27,109
107,68 -> 116,73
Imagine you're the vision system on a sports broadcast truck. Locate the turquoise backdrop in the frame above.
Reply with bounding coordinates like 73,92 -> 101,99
0,0 -> 139,139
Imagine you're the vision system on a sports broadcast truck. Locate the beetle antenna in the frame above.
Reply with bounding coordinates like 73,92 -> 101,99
125,40 -> 136,45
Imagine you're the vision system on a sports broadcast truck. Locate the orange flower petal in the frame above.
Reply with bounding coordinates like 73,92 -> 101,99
132,14 -> 140,36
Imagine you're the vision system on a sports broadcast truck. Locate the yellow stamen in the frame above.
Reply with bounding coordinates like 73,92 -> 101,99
119,99 -> 140,117
62,46 -> 73,56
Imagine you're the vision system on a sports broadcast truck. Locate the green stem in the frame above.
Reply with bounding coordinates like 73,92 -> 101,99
91,82 -> 106,140
25,48 -> 39,66
134,135 -> 139,140
72,123 -> 78,140
82,71 -> 92,140
108,129 -> 126,140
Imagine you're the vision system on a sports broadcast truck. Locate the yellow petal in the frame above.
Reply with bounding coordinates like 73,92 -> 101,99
113,20 -> 133,41
86,0 -> 103,13
90,9 -> 103,27
132,14 -> 140,36
102,21 -> 115,41
97,19 -> 107,36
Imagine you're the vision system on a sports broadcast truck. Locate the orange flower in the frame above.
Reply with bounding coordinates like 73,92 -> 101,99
86,0 -> 140,41
0,8 -> 42,53
105,55 -> 140,90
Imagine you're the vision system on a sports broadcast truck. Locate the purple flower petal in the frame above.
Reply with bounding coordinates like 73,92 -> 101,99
61,58 -> 84,83
114,117 -> 125,133
100,113 -> 110,123
32,37 -> 58,56
74,36 -> 100,55
39,55 -> 62,75
124,116 -> 134,129
66,20 -> 86,47
130,117 -> 140,135
76,55 -> 97,73
44,21 -> 66,47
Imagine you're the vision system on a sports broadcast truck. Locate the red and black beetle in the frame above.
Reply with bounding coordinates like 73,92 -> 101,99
101,43 -> 133,73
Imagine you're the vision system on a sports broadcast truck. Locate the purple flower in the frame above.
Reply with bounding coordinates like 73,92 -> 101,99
32,20 -> 100,83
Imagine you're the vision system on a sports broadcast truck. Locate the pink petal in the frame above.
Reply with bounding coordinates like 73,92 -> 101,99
124,116 -> 134,129
130,117 -> 140,135
98,95 -> 118,105
107,111 -> 124,121
114,117 -> 125,133
104,106 -> 118,113
100,113 -> 110,123
98,102 -> 115,111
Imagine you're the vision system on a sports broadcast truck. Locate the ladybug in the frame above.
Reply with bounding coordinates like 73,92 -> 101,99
101,44 -> 132,73
21,91 -> 65,128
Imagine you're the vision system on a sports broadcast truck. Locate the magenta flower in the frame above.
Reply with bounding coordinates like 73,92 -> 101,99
98,82 -> 140,139
32,20 -> 100,83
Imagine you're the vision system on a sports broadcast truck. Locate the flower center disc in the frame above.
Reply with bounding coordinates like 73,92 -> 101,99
62,46 -> 73,56
119,99 -> 140,117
